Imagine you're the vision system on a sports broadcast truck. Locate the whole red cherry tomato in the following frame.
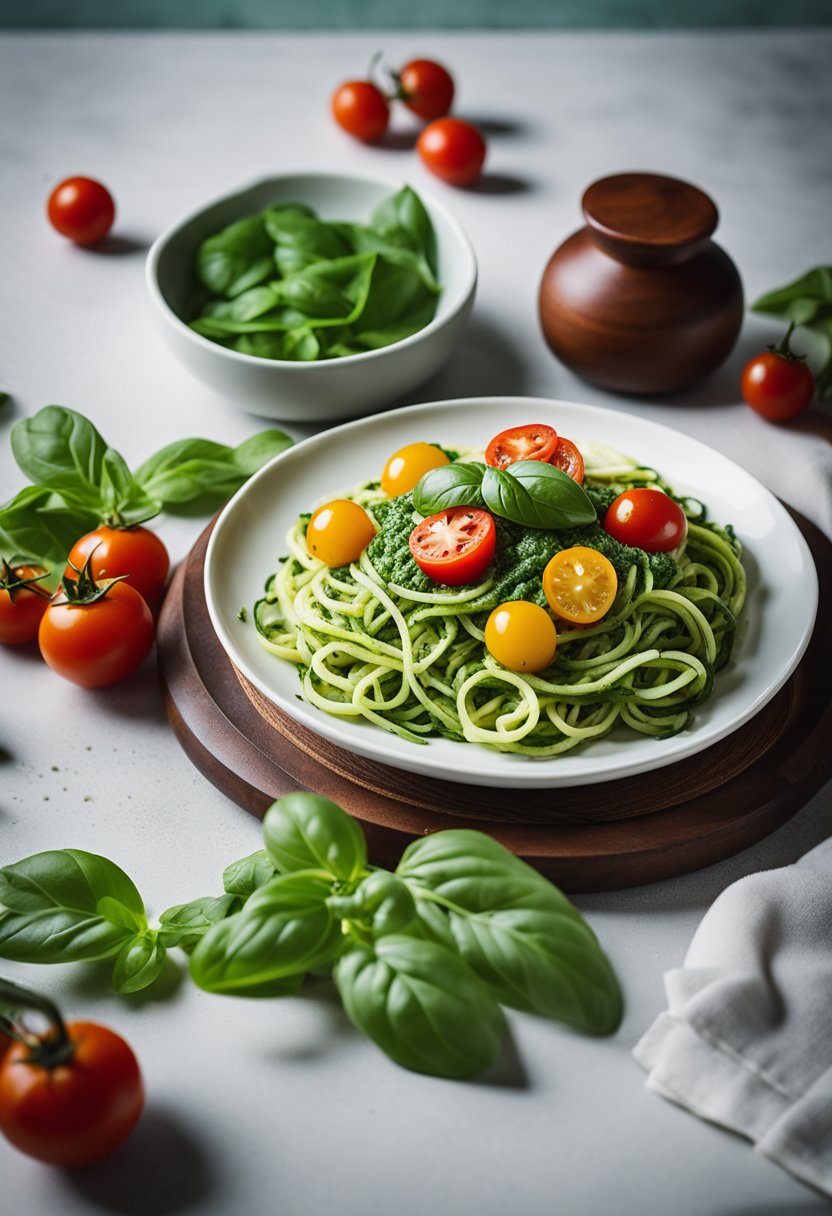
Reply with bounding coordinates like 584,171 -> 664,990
741,348 -> 814,423
66,525 -> 170,607
409,507 -> 496,586
331,81 -> 390,142
397,59 -> 455,120
0,560 -> 51,645
604,488 -> 688,553
417,118 -> 486,186
47,177 -> 115,246
39,560 -> 155,688
0,1021 -> 143,1167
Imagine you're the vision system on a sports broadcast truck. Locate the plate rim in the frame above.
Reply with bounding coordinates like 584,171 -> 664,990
204,395 -> 819,789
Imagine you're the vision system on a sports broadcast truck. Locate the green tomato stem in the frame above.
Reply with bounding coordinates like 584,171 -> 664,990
0,976 -> 74,1067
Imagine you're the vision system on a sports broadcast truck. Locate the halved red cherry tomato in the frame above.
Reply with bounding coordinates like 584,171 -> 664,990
549,437 -> 585,485
409,507 -> 496,586
0,561 -> 51,645
604,488 -> 688,553
331,81 -> 390,142
485,424 -> 559,469
66,525 -> 170,608
0,1021 -> 143,1167
47,177 -> 115,246
397,59 -> 455,120
416,118 -> 486,186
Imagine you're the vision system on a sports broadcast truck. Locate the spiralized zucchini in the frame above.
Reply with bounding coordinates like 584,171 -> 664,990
254,456 -> 746,757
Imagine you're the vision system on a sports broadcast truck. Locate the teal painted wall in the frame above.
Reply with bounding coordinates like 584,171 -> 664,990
1,0 -> 830,28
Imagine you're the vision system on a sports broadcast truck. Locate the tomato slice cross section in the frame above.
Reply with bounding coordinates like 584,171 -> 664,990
485,424 -> 558,469
409,507 -> 496,586
543,546 -> 618,624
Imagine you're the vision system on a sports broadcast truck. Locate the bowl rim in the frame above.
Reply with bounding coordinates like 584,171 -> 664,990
145,169 -> 478,372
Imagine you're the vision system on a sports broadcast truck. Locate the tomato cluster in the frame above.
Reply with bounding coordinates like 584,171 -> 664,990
1,524 -> 169,689
331,56 -> 486,187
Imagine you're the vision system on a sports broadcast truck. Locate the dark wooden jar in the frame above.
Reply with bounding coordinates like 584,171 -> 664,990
538,173 -> 744,395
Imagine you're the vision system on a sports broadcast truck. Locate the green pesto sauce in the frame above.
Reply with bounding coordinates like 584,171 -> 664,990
366,486 -> 677,611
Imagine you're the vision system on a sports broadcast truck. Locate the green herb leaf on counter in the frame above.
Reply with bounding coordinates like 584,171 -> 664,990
0,486 -> 99,575
133,430 -> 292,505
752,266 -> 832,398
0,794 -> 622,1079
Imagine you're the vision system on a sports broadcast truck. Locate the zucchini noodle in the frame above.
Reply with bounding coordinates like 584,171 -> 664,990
254,455 -> 746,757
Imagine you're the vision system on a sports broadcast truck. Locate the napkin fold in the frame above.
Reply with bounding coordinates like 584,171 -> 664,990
633,837 -> 832,1197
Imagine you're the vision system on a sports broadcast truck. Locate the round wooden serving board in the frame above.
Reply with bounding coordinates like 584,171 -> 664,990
156,510 -> 832,892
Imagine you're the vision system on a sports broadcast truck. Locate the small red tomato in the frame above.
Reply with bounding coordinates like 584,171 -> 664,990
66,525 -> 170,608
741,351 -> 814,423
549,437 -> 585,485
47,176 -> 115,246
39,578 -> 155,688
485,424 -> 559,469
398,59 -> 455,120
331,81 -> 390,142
604,488 -> 688,553
0,561 -> 51,645
409,507 -> 496,586
417,118 -> 486,186
0,1021 -> 143,1167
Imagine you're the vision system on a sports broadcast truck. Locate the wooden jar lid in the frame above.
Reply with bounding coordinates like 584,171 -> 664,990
582,172 -> 719,261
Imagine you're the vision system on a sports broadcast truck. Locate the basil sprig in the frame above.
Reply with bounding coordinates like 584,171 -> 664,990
752,266 -> 832,398
0,794 -> 622,1080
413,459 -> 597,530
0,405 -> 292,573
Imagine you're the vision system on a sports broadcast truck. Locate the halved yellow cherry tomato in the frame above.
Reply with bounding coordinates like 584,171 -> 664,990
543,546 -> 618,624
306,500 -> 376,567
484,601 -> 557,674
381,443 -> 450,498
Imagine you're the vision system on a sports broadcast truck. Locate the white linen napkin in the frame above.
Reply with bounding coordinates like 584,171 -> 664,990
633,837 -> 832,1197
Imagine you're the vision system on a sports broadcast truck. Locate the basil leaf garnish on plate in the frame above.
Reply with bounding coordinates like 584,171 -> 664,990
482,460 -> 597,529
412,461 -> 486,515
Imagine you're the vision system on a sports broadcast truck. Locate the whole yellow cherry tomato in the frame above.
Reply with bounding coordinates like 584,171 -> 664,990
484,601 -> 557,674
381,443 -> 450,498
543,546 -> 618,624
306,500 -> 376,567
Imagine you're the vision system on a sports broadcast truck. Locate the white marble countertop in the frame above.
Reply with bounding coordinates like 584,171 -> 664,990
0,29 -> 830,1216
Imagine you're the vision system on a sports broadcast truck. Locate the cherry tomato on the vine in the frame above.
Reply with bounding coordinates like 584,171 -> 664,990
409,507 -> 496,586
39,578 -> 155,688
307,500 -> 376,567
485,601 -> 557,674
66,525 -> 170,608
47,177 -> 115,246
485,424 -> 559,469
331,81 -> 390,142
0,562 -> 51,645
397,59 -> 455,120
741,350 -> 814,423
417,118 -> 486,186
604,488 -> 688,553
0,1021 -> 143,1167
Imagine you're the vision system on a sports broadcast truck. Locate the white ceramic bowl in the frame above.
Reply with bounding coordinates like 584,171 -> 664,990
146,172 -> 477,422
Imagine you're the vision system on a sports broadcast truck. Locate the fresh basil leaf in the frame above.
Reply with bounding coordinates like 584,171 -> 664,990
329,871 -> 416,936
337,223 -> 440,293
334,935 -> 505,1079
222,850 -> 276,898
0,849 -> 147,964
132,430 -> 292,505
232,332 -> 286,359
158,894 -> 240,950
11,406 -> 155,522
112,932 -> 167,993
282,328 -> 320,362
190,872 -> 340,992
196,216 -> 275,298
752,266 -> 832,316
270,254 -> 376,326
0,486 -> 99,572
397,830 -> 622,1033
200,285 -> 280,324
355,256 -> 433,335
482,461 -> 596,530
265,211 -> 353,276
370,186 -> 437,274
263,793 -> 368,882
412,462 -> 486,515
352,295 -> 438,351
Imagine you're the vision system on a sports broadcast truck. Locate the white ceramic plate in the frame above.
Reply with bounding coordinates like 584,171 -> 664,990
205,397 -> 818,789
